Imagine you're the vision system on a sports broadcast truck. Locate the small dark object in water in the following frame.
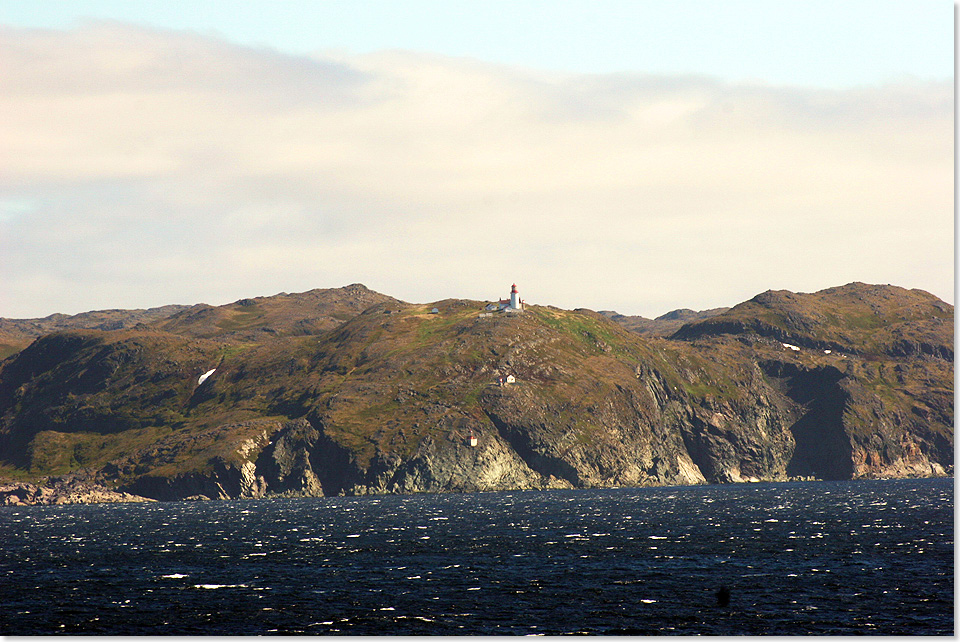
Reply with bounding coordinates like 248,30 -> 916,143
715,586 -> 731,607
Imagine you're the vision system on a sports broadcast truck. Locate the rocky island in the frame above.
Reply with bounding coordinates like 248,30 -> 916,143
0,282 -> 952,504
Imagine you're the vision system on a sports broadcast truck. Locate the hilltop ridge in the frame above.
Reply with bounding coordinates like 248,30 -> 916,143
672,282 -> 953,359
0,304 -> 190,359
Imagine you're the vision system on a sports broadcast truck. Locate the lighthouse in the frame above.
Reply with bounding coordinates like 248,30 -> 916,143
484,284 -> 524,313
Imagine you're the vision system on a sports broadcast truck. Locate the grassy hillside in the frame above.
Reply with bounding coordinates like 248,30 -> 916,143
151,284 -> 398,339
672,282 -> 952,359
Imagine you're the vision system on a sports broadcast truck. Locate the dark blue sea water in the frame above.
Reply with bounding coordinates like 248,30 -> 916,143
0,478 -> 953,635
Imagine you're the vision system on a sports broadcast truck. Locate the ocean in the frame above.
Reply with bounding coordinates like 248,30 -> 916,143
0,478 -> 952,635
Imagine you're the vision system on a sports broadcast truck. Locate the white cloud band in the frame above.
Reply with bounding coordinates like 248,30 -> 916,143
0,23 -> 952,317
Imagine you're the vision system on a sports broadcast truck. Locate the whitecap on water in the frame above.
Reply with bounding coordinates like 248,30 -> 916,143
160,573 -> 189,579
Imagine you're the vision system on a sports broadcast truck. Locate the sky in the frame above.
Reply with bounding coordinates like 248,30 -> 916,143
0,1 -> 954,319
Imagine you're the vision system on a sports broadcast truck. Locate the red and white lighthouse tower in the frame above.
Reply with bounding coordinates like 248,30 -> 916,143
510,283 -> 519,310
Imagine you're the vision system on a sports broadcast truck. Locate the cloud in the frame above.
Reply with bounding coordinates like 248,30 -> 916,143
0,22 -> 952,318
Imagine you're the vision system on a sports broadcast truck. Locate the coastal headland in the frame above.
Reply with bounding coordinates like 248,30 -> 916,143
0,282 -> 952,504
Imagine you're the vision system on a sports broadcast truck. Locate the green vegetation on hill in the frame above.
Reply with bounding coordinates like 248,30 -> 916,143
672,282 -> 953,359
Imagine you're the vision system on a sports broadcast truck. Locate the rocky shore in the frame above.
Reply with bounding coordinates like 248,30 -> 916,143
0,477 -> 153,506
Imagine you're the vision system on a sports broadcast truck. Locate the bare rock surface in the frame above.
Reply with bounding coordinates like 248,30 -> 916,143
0,477 -> 154,505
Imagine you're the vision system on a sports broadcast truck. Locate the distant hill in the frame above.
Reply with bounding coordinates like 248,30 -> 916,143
600,307 -> 730,336
0,305 -> 189,359
0,282 -> 951,504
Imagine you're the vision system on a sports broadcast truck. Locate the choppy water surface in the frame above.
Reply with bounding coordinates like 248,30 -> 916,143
1,478 -> 952,635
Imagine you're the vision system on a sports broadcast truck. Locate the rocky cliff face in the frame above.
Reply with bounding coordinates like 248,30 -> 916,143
0,283 -> 951,503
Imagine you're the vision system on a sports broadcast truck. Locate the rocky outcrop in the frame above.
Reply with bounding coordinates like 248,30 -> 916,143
480,377 -> 708,489
117,417 -> 570,500
253,419 -> 326,496
348,428 -> 570,495
0,477 -> 153,505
